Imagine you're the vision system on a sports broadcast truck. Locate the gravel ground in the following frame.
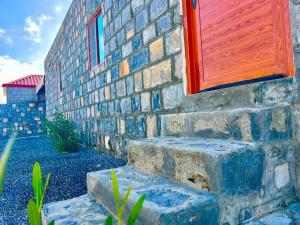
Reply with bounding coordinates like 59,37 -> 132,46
0,136 -> 126,225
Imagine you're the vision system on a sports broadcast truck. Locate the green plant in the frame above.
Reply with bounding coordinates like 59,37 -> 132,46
45,112 -> 80,153
27,162 -> 54,225
104,169 -> 146,225
0,134 -> 16,193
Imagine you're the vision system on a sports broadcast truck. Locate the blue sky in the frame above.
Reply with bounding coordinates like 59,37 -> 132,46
0,0 -> 72,102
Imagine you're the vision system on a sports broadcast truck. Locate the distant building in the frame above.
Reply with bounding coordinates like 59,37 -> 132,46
2,75 -> 45,103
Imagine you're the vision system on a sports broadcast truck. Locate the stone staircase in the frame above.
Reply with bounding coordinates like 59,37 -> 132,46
43,104 -> 297,225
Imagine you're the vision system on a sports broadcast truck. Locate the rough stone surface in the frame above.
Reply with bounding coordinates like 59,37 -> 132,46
43,195 -> 111,225
161,106 -> 293,142
128,137 -> 264,195
242,202 -> 300,225
88,166 -> 219,225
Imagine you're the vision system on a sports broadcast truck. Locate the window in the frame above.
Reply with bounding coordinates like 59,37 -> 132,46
56,63 -> 62,92
88,6 -> 105,70
182,0 -> 294,94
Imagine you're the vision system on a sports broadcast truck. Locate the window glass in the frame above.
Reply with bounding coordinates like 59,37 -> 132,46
97,14 -> 105,63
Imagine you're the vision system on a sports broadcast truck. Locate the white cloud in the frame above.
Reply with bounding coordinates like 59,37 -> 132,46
24,14 -> 52,43
0,28 -> 13,44
55,5 -> 63,13
0,55 -> 43,103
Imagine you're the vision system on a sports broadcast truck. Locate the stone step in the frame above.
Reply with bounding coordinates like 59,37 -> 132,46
160,106 -> 292,142
42,194 -> 112,225
87,166 -> 219,225
128,137 -> 265,195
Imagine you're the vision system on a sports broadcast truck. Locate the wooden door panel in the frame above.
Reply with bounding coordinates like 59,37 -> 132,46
183,0 -> 295,94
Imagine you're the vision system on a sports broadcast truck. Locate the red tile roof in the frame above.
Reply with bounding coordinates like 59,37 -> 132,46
2,75 -> 44,88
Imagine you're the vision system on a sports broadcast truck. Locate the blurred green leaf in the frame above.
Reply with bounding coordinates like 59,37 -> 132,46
39,172 -> 51,212
111,170 -> 122,221
32,162 -> 42,209
120,187 -> 131,216
27,200 -> 41,225
0,134 -> 16,193
127,194 -> 146,225
104,215 -> 113,225
48,221 -> 55,225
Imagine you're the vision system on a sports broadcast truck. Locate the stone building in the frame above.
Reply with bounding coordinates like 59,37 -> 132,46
2,75 -> 45,104
44,0 -> 300,224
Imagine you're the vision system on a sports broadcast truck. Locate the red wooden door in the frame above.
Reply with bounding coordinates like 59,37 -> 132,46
183,0 -> 295,94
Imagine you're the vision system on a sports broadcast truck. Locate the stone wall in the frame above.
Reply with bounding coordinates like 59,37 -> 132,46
0,102 -> 45,138
45,0 -> 183,157
6,87 -> 38,104
45,0 -> 300,159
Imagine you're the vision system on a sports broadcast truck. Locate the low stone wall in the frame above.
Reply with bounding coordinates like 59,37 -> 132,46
0,102 -> 46,138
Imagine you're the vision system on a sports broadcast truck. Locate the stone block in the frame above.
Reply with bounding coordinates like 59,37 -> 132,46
120,97 -> 131,114
132,95 -> 140,113
132,34 -> 142,50
121,5 -> 131,26
126,75 -> 134,94
88,166 -> 219,225
166,27 -> 181,55
150,0 -> 168,21
43,195 -> 110,225
136,9 -> 149,32
146,115 -> 157,137
130,48 -> 149,71
122,41 -> 132,58
275,163 -> 290,189
141,92 -> 151,112
150,37 -> 164,62
143,24 -> 156,44
134,72 -> 143,92
161,106 -> 293,142
143,59 -> 172,89
152,90 -> 161,111
128,137 -> 265,195
162,84 -> 184,109
105,86 -> 110,101
116,79 -> 126,97
131,0 -> 144,14
119,59 -> 130,77
157,14 -> 172,35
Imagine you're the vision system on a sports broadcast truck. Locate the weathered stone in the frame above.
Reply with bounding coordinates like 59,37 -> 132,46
146,115 -> 157,137
122,41 -> 132,58
126,75 -> 134,94
162,84 -> 183,109
119,59 -> 130,77
42,195 -> 110,225
150,0 -> 168,21
150,37 -> 164,62
161,106 -> 293,142
116,79 -> 126,97
134,72 -> 143,92
136,9 -> 149,32
259,212 -> 293,225
157,14 -> 172,35
275,163 -> 290,189
143,59 -> 172,89
88,166 -> 219,225
141,92 -> 151,112
166,27 -> 181,55
130,48 -> 149,71
132,34 -> 142,50
128,137 -> 264,195
143,24 -> 156,44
